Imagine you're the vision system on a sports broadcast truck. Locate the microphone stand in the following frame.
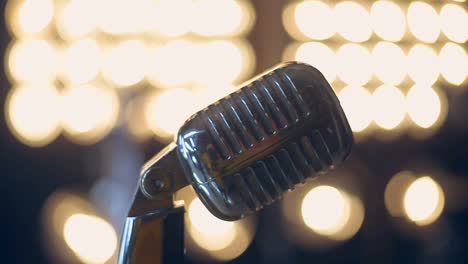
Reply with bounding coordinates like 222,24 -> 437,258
118,143 -> 188,264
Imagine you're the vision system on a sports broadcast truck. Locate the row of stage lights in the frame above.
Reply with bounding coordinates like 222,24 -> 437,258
4,0 -> 256,147
284,0 -> 468,138
284,1 -> 468,44
40,169 -> 449,264
7,0 -> 255,39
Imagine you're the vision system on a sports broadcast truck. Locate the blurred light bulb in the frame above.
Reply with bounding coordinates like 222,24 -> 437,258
152,0 -> 192,37
301,186 -> 351,235
372,42 -> 407,85
188,198 -> 236,251
406,85 -> 441,128
61,39 -> 102,84
403,177 -> 444,226
407,2 -> 440,43
439,43 -> 468,85
147,40 -> 194,88
144,89 -> 197,140
294,1 -> 335,40
440,4 -> 468,43
334,2 -> 372,42
372,85 -> 406,130
57,0 -> 99,40
192,0 -> 251,36
294,42 -> 336,83
407,44 -> 439,85
370,1 -> 406,41
385,171 -> 416,217
61,84 -> 119,144
193,40 -> 252,85
102,40 -> 148,87
11,0 -> 54,36
5,85 -> 61,147
7,39 -> 57,83
99,0 -> 154,35
336,44 -> 372,86
63,214 -> 117,264
339,86 -> 373,132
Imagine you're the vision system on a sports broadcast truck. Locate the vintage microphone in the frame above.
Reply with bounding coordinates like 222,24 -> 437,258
118,62 -> 353,264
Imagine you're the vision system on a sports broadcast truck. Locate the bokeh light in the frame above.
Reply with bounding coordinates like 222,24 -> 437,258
191,0 -> 253,36
334,2 -> 372,42
61,84 -> 119,144
5,85 -> 61,147
372,41 -> 407,85
403,176 -> 445,226
57,0 -> 100,40
372,85 -> 406,130
193,40 -> 253,85
188,198 -> 236,251
338,86 -> 373,133
439,43 -> 468,86
301,185 -> 351,235
407,2 -> 440,43
407,44 -> 439,85
63,214 -> 117,264
102,40 -> 148,87
60,39 -> 102,84
293,1 -> 336,40
144,89 -> 198,140
7,0 -> 54,36
7,39 -> 57,83
147,40 -> 194,88
385,171 -> 416,217
336,44 -> 372,86
152,0 -> 192,37
370,1 -> 406,41
440,4 -> 468,43
293,42 -> 336,83
99,0 -> 153,35
406,85 -> 443,129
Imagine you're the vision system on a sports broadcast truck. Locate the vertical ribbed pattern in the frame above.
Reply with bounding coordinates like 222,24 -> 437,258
228,130 -> 334,212
200,68 -> 311,160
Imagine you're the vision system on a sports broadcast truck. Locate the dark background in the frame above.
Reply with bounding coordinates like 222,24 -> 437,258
1,1 -> 468,264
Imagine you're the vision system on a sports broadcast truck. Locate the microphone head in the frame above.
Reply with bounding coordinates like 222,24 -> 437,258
176,62 -> 353,221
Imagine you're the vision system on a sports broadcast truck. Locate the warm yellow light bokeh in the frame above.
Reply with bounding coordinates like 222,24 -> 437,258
336,44 -> 372,86
372,85 -> 406,130
188,198 -> 236,251
407,2 -> 440,43
403,177 -> 445,226
192,0 -> 252,36
439,43 -> 468,86
301,186 -> 351,236
406,85 -> 442,129
370,1 -> 406,41
334,2 -> 372,42
440,4 -> 468,43
61,39 -> 102,84
7,39 -> 57,83
57,0 -> 99,40
338,86 -> 373,133
61,84 -> 119,144
5,85 -> 61,147
10,0 -> 54,36
407,44 -> 439,85
144,89 -> 197,140
102,40 -> 148,87
294,42 -> 336,83
372,41 -> 407,85
99,0 -> 153,35
294,1 -> 336,40
385,171 -> 416,217
63,214 -> 117,264
152,0 -> 192,37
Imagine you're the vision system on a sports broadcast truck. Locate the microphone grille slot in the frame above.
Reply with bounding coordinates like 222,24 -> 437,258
200,68 -> 312,160
227,130 -> 334,212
